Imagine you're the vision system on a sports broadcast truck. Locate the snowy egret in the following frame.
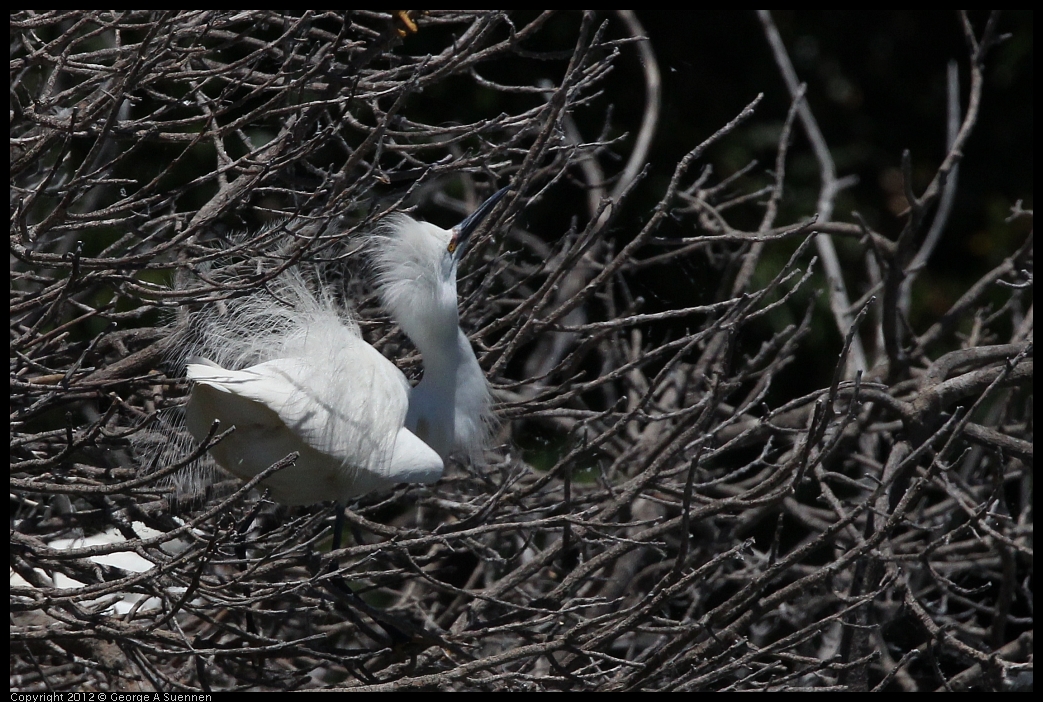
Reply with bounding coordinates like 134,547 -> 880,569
183,187 -> 507,506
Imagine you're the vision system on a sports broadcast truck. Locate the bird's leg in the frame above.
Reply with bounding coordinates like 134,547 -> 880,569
233,498 -> 268,637
322,502 -> 412,647
331,502 -> 345,552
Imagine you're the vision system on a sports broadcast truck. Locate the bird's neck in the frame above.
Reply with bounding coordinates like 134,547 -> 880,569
406,326 -> 488,459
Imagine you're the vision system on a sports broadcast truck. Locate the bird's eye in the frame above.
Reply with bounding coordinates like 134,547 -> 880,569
447,238 -> 458,254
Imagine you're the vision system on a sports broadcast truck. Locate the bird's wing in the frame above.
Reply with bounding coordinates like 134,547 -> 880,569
186,344 -> 411,481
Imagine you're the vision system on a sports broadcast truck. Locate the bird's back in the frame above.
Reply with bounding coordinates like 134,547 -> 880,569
185,334 -> 421,505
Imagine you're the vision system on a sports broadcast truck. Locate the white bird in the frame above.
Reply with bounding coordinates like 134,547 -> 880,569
183,188 -> 507,506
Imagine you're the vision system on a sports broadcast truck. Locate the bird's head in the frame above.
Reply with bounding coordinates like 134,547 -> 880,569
373,187 -> 508,347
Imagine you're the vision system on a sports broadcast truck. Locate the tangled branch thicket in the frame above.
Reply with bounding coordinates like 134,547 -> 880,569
11,10 -> 1032,692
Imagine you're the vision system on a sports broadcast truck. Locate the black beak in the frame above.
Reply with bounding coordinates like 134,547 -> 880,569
452,186 -> 509,258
